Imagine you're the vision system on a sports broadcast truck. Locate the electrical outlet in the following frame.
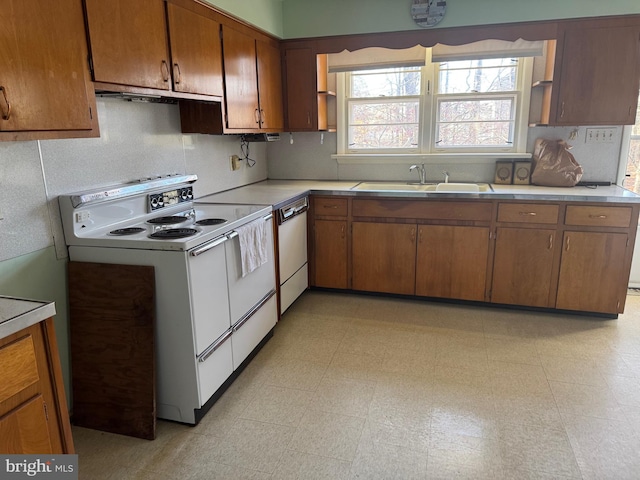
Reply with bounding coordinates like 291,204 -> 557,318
585,128 -> 616,144
230,155 -> 241,171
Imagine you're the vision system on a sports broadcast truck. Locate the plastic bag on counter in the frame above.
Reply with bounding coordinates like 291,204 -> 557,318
531,138 -> 583,187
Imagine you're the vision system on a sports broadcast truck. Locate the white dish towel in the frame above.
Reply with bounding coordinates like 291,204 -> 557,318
236,218 -> 268,277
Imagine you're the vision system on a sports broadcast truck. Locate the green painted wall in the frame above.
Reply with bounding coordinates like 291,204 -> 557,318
282,0 -> 640,39
203,0 -> 284,37
0,247 -> 71,407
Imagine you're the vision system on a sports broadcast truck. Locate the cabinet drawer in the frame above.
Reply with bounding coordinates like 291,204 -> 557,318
352,199 -> 492,222
565,206 -> 632,228
314,197 -> 348,216
497,203 -> 559,224
0,335 -> 40,404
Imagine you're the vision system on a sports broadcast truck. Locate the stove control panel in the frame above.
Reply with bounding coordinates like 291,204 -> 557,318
149,186 -> 193,211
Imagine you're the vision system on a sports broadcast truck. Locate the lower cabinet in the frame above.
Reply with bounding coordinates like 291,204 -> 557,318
314,219 -> 348,289
491,227 -> 557,307
416,225 -> 490,301
0,319 -> 73,454
556,231 -> 629,313
352,222 -> 416,295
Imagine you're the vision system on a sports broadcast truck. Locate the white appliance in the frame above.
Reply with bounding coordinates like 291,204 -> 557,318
277,197 -> 309,313
59,175 -> 277,424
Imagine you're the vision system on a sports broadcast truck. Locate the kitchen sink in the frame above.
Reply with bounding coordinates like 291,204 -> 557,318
352,182 -> 493,192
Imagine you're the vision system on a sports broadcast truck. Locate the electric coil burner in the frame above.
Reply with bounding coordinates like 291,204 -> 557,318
196,218 -> 227,226
149,228 -> 198,239
109,227 -> 146,236
148,216 -> 189,225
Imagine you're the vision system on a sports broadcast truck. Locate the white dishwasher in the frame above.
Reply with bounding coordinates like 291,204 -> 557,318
277,197 -> 309,313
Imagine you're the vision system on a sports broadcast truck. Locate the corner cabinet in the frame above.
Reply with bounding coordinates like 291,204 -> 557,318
221,25 -> 283,132
84,0 -> 224,99
0,318 -> 74,454
0,0 -> 98,141
310,197 -> 349,289
537,20 -> 640,126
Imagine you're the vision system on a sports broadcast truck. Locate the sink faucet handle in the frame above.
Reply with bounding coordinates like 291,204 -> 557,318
442,170 -> 450,183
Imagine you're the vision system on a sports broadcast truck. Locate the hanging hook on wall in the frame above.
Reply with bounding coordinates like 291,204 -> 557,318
568,128 -> 579,141
289,132 -> 294,145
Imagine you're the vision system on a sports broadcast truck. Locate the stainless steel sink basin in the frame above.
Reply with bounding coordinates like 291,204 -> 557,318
352,182 -> 493,193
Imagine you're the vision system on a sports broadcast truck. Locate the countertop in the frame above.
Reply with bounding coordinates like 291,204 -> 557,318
196,180 -> 640,209
0,296 -> 56,340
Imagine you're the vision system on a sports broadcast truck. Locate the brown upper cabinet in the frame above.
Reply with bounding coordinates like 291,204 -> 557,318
84,0 -> 224,99
0,0 -> 98,141
221,25 -> 283,132
540,21 -> 640,126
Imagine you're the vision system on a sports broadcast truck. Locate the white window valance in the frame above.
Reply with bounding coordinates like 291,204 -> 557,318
431,39 -> 545,62
327,45 -> 427,73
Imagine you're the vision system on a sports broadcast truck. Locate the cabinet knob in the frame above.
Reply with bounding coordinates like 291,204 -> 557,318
0,86 -> 10,120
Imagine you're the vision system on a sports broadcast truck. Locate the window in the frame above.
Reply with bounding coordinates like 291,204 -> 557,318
339,55 -> 532,156
621,94 -> 640,192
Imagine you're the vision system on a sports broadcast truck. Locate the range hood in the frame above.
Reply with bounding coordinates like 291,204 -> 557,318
96,92 -> 179,104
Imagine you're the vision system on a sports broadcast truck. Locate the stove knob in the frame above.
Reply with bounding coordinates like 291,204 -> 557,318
180,188 -> 189,200
150,196 -> 159,208
187,187 -> 193,199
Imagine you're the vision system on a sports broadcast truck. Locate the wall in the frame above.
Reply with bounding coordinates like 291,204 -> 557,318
282,0 -> 640,39
0,98 -> 268,401
203,0 -> 284,37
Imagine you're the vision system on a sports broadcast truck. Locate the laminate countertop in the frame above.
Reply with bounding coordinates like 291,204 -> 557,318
0,296 -> 56,340
196,180 -> 640,209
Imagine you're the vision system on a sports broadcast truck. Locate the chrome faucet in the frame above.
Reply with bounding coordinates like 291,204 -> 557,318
409,164 -> 427,184
442,171 -> 450,183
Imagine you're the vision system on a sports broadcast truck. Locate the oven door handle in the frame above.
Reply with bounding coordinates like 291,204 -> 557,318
198,329 -> 233,362
226,214 -> 274,240
232,289 -> 276,332
190,234 -> 229,257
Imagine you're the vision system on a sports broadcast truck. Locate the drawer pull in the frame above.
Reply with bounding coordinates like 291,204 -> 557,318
323,205 -> 339,209
161,60 -> 170,82
0,86 -> 11,120
589,215 -> 607,219
340,225 -> 345,239
519,212 -> 537,216
549,234 -> 553,250
566,236 -> 570,251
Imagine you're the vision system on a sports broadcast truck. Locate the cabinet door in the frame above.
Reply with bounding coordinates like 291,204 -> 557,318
222,26 -> 260,129
84,0 -> 171,90
492,228 -> 557,307
556,231 -> 629,313
284,48 -> 317,131
0,395 -> 53,454
314,220 -> 348,289
256,41 -> 284,130
0,0 -> 94,132
553,25 -> 640,125
416,225 -> 489,302
352,222 -> 416,295
166,3 -> 223,97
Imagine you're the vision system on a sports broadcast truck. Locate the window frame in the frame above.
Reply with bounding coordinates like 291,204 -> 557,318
336,55 -> 533,158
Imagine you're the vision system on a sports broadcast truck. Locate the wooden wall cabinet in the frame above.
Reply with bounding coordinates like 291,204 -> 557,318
0,319 -> 74,453
221,25 -> 283,132
283,49 -> 334,131
534,21 -> 640,126
84,0 -> 224,100
0,0 -> 98,141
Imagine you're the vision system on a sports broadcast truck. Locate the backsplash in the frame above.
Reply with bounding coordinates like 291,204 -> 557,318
267,127 -> 624,184
0,98 -> 268,263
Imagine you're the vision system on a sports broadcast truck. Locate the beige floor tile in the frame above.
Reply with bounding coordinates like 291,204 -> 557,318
271,334 -> 340,365
605,374 -> 640,407
435,344 -> 490,372
310,375 -> 376,418
288,409 -> 365,462
379,347 -> 436,378
485,336 -> 541,365
541,354 -> 609,387
240,384 -> 315,427
195,419 -> 295,473
432,365 -> 493,391
549,380 -> 626,420
262,357 -> 328,391
272,450 -> 351,480
427,433 -> 504,480
325,351 -> 383,383
361,417 -> 431,453
349,431 -> 428,480
498,423 -> 581,478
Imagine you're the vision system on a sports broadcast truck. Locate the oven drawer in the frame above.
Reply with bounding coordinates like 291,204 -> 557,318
197,330 -> 233,406
231,294 -> 277,370
226,219 -> 276,323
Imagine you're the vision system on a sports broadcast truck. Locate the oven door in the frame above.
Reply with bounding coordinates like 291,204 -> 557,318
225,215 -> 276,323
188,234 -> 232,356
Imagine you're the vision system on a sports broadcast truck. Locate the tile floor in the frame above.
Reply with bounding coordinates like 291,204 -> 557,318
74,291 -> 640,479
